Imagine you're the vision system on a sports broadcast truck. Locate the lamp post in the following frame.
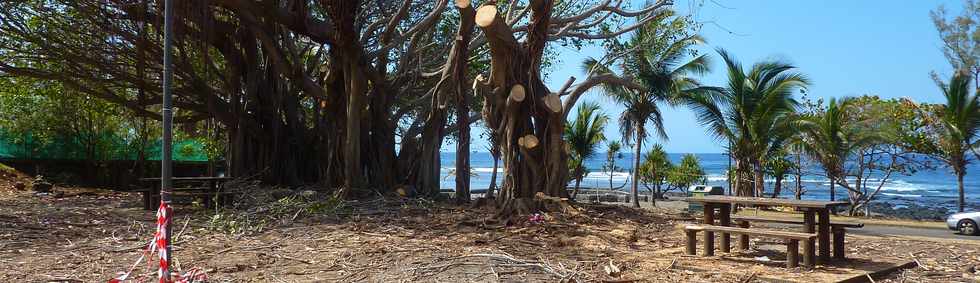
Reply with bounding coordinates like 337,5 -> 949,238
160,0 -> 175,279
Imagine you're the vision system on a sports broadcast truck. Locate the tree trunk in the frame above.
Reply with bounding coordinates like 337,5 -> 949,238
828,173 -> 836,202
571,176 -> 582,200
772,175 -> 783,198
487,153 -> 499,198
476,1 -> 568,218
631,134 -> 642,208
958,171 -> 966,212
753,159 -> 764,197
453,1 -> 477,204
795,153 -> 803,200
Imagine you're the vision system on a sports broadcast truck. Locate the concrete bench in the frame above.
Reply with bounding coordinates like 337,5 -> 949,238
685,225 -> 817,268
732,215 -> 862,259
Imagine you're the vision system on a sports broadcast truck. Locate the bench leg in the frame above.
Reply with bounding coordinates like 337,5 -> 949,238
787,239 -> 799,268
738,221 -> 750,250
703,204 -> 715,256
818,209 -> 831,263
686,230 -> 697,256
803,210 -> 816,265
702,233 -> 714,256
142,191 -> 151,210
833,227 -> 845,260
802,239 -> 814,268
719,204 -> 731,253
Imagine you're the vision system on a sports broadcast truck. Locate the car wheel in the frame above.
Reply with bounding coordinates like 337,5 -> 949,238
959,220 -> 979,236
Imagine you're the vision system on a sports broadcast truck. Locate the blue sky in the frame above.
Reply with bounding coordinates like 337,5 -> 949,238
458,0 -> 959,154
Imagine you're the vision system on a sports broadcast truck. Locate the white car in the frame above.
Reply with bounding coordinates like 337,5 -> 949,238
946,211 -> 980,236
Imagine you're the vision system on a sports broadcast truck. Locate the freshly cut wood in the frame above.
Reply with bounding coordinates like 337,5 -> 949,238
474,5 -> 498,27
509,84 -> 526,102
542,94 -> 561,113
519,134 -> 539,149
454,0 -> 470,9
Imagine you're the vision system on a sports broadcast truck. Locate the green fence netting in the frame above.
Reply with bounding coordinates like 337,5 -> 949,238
0,129 -> 208,162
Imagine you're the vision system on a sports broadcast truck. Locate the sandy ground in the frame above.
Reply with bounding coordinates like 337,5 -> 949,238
1,173 -> 979,282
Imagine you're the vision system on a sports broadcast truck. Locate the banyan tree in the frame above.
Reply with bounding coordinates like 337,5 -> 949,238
0,0 -> 671,217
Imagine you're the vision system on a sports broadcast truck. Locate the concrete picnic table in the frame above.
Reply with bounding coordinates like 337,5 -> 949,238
673,195 -> 850,264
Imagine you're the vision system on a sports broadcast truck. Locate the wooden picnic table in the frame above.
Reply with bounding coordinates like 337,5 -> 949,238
673,196 -> 850,264
138,177 -> 232,210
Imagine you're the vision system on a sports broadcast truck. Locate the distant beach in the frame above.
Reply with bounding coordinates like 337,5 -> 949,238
439,152 -> 980,215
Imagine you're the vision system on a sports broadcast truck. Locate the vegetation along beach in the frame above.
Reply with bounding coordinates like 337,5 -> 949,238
0,0 -> 978,282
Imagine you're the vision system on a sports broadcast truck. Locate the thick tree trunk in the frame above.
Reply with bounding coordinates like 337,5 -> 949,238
631,136 -> 642,208
453,1 -> 477,204
476,1 -> 569,218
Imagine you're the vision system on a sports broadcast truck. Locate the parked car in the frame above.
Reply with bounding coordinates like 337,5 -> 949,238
946,211 -> 980,236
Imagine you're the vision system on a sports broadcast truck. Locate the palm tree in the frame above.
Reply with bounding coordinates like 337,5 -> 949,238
681,49 -> 809,197
764,150 -> 794,198
603,140 -> 624,193
639,144 -> 671,203
796,98 -> 876,203
586,20 -> 711,208
565,101 -> 610,200
799,99 -> 847,202
934,72 -> 980,212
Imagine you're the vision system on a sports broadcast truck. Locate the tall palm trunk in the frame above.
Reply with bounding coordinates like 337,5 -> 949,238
572,175 -> 583,200
631,133 -> 642,208
828,173 -> 836,202
772,174 -> 783,198
753,159 -> 764,197
957,170 -> 965,212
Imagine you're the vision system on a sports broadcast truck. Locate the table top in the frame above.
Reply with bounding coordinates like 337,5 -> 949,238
672,195 -> 849,209
138,177 -> 232,182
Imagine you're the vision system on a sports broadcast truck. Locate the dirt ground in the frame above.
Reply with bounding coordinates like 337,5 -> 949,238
1,172 -> 978,282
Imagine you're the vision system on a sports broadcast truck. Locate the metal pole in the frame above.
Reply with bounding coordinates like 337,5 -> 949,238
160,0 -> 174,279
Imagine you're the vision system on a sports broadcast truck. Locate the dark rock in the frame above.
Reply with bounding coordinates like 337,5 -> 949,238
13,182 -> 26,191
32,175 -> 52,193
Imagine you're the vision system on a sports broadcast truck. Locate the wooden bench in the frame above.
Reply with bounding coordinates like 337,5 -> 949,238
732,215 -> 863,259
685,225 -> 817,268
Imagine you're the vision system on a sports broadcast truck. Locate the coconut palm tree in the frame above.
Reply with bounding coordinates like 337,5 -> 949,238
799,98 -> 848,202
934,72 -> 980,212
639,144 -> 671,203
585,20 -> 712,208
680,49 -> 809,197
564,101 -> 610,200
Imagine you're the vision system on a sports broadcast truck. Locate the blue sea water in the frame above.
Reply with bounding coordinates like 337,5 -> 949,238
439,152 -> 980,212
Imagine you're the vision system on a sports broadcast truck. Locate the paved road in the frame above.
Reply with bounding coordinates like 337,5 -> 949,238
757,222 -> 980,241
851,223 -> 980,241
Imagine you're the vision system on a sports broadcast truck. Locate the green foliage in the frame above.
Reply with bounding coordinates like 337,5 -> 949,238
587,10 -> 709,144
565,101 -> 609,182
931,0 -> 980,76
764,150 -> 794,181
208,194 -> 350,236
667,154 -> 706,190
639,144 -> 672,188
680,49 -> 808,196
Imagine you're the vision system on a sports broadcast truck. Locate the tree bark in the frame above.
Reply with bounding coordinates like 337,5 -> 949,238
631,134 -> 642,208
476,1 -> 570,218
453,0 -> 477,204
958,171 -> 966,212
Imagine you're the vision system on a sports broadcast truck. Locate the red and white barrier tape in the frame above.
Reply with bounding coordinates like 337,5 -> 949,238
109,201 -> 208,283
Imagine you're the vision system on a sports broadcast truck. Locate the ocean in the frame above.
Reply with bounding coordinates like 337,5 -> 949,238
439,152 -> 980,212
